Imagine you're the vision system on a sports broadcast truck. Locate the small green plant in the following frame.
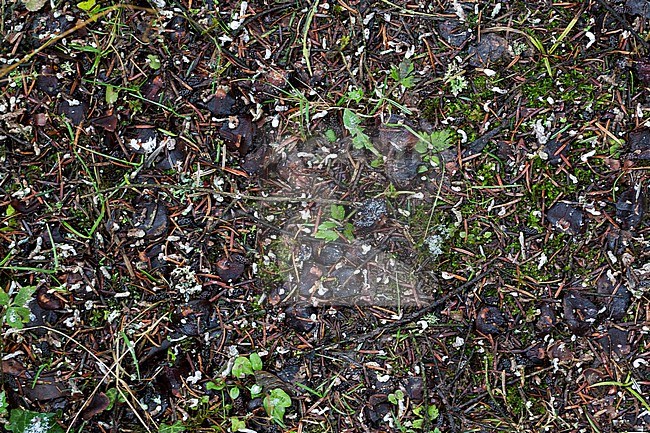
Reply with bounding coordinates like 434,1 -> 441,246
314,204 -> 355,242
147,55 -> 161,70
5,409 -> 64,433
262,388 -> 292,427
342,108 -> 377,154
390,58 -> 416,89
443,58 -> 468,96
0,285 -> 36,329
158,421 -> 186,433
0,391 -> 8,420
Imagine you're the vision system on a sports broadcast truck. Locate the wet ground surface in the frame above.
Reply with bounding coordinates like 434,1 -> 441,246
0,1 -> 649,432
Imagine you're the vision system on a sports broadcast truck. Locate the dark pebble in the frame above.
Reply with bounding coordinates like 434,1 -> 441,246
216,255 -> 246,282
547,202 -> 583,234
563,291 -> 598,335
536,303 -> 557,334
285,304 -> 316,333
475,306 -> 506,335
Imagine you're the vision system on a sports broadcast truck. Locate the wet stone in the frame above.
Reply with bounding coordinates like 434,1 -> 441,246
316,243 -> 344,266
475,306 -> 507,335
616,186 -> 644,230
354,198 -> 387,228
57,99 -> 88,126
563,291 -> 599,335
206,88 -> 236,116
284,304 -> 316,333
132,201 -> 169,239
547,202 -> 583,234
81,392 -> 110,420
597,328 -> 630,356
628,128 -> 650,159
525,343 -> 547,366
216,254 -> 246,282
626,0 -> 650,18
597,273 -> 631,321
386,149 -> 422,187
438,19 -> 470,47
543,139 -> 570,165
536,303 -> 557,334
36,66 -> 59,96
328,266 -> 363,302
468,33 -> 508,67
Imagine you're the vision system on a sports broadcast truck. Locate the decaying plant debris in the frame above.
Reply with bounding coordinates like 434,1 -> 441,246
0,1 -> 649,432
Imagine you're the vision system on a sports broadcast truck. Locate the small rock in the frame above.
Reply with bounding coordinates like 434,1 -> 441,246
536,303 -> 557,334
616,186 -> 644,230
563,291 -> 598,335
468,33 -> 508,67
628,128 -> 650,159
475,306 -> 506,335
548,341 -> 573,362
525,343 -> 547,366
284,304 -> 316,333
597,273 -> 631,321
132,200 -> 169,239
36,287 -> 62,310
626,0 -> 650,18
218,115 -> 255,155
438,19 -> 470,47
36,66 -> 59,95
543,139 -> 570,165
216,254 -> 246,282
316,243 -> 344,266
328,266 -> 363,303
81,392 -> 110,420
206,88 -> 236,116
597,328 -> 630,356
385,150 -> 422,187
404,377 -> 424,401
547,202 -> 583,234
58,98 -> 88,126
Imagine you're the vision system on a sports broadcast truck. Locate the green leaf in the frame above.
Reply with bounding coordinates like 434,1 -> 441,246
206,379 -> 226,391
23,0 -> 47,12
250,384 -> 263,398
313,229 -> 339,242
106,85 -> 119,105
158,421 -> 186,433
263,388 -> 292,425
351,132 -> 372,151
229,386 -> 240,400
388,393 -> 397,405
346,88 -> 364,103
7,409 -> 64,433
428,130 -> 452,152
77,0 -> 96,11
5,307 -> 29,329
325,129 -> 337,142
14,286 -> 36,307
147,54 -> 161,70
0,290 -> 9,307
249,353 -> 263,371
414,139 -> 429,154
428,404 -> 439,420
0,391 -> 8,418
331,204 -> 345,221
232,356 -> 253,378
231,417 -> 246,432
412,418 -> 424,429
342,223 -> 355,241
342,108 -> 361,132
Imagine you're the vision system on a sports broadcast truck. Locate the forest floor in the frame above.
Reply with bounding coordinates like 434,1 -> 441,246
0,1 -> 649,432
